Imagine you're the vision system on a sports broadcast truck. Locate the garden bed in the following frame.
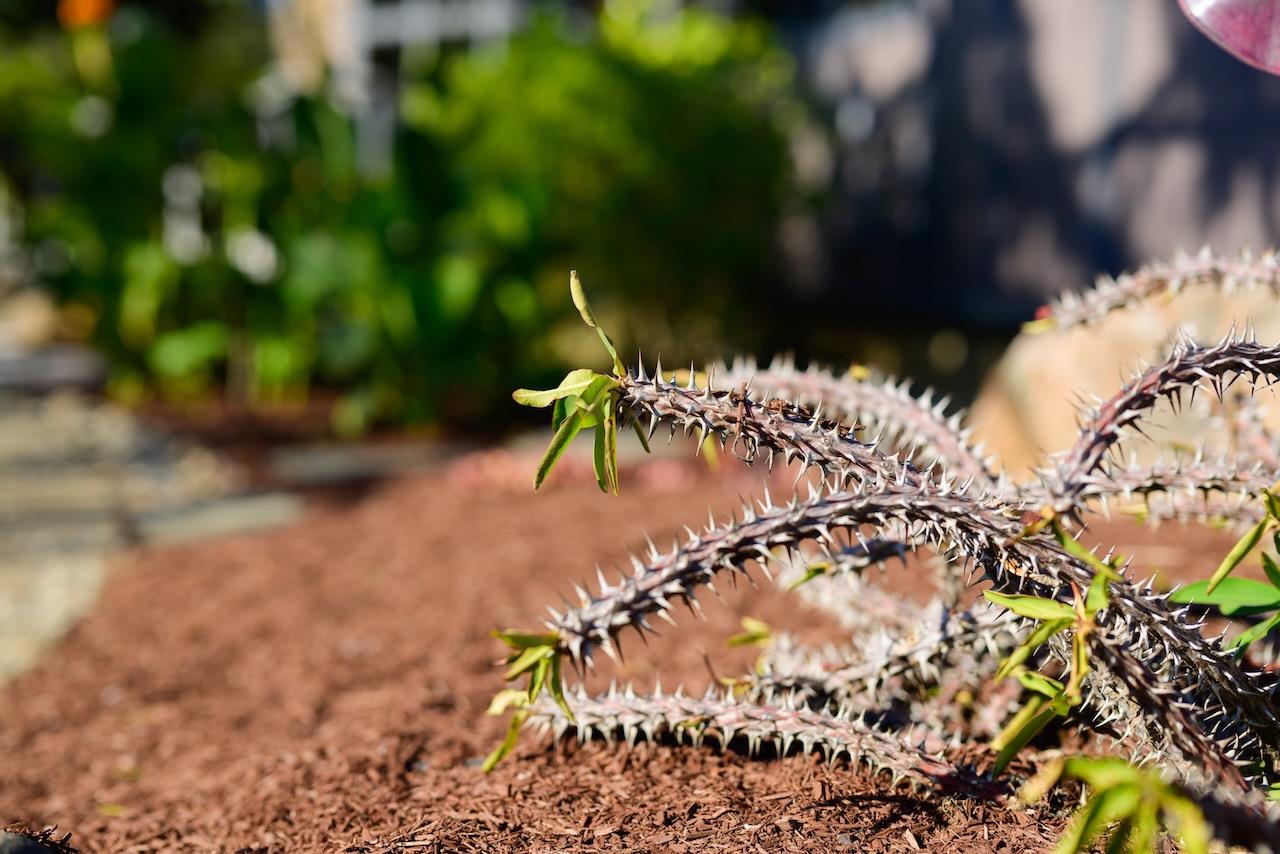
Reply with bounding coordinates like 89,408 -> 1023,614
0,456 -> 1242,852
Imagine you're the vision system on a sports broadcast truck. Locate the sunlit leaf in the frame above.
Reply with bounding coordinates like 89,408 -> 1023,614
482,707 -> 529,773
993,700 -> 1057,775
534,408 -> 585,490
1228,610 -> 1280,652
995,618 -> 1071,679
1206,517 -> 1270,593
1015,670 -> 1065,698
1169,577 -> 1280,615
570,271 -> 626,377
727,616 -> 773,648
985,591 -> 1075,621
1062,757 -> 1144,790
512,368 -> 600,408
1263,552 -> 1280,589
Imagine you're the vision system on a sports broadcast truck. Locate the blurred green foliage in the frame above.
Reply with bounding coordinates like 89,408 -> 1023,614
0,0 -> 806,434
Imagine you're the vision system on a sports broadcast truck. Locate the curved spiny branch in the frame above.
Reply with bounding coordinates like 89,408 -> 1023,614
1046,335 -> 1280,514
528,686 -> 1006,799
1034,247 -> 1280,332
713,356 -> 999,489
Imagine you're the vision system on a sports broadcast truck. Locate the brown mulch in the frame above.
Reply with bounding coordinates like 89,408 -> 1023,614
0,456 -> 1242,853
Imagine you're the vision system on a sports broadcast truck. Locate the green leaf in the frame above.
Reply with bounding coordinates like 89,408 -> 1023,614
493,630 -> 559,649
996,618 -> 1072,680
1052,785 -> 1142,854
985,591 -> 1075,621
1016,670 -> 1066,698
534,408 -> 585,490
1264,552 -> 1280,589
727,616 -> 773,648
787,561 -> 830,591
482,707 -> 529,773
552,395 -> 573,432
1067,631 -> 1089,705
993,701 -> 1058,775
570,271 -> 626,377
512,368 -> 600,408
632,420 -> 652,454
486,689 -> 530,716
527,655 -> 550,702
603,395 -> 619,493
1053,521 -> 1123,580
1228,610 -> 1280,653
1161,793 -> 1210,854
1168,578 -> 1280,615
592,416 -> 609,494
548,652 -> 573,721
504,644 -> 553,680
1207,517 -> 1270,593
1265,489 -> 1280,521
1062,757 -> 1144,790
1086,569 -> 1113,614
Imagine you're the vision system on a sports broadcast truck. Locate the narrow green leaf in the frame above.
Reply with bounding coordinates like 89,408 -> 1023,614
1168,578 -> 1280,615
1265,489 -> 1280,521
631,420 -> 652,454
727,616 -> 773,648
493,630 -> 559,649
1053,521 -> 1123,579
1207,517 -> 1270,593
534,409 -> 584,490
486,689 -> 530,716
1086,569 -> 1112,614
569,271 -> 626,377
985,590 -> 1076,621
512,368 -> 600,408
504,645 -> 553,681
1264,552 -> 1280,589
1016,670 -> 1066,698
994,704 -> 1058,775
603,395 -> 619,494
1052,786 -> 1142,854
1125,800 -> 1160,854
1019,757 -> 1066,804
482,708 -> 529,773
527,656 -> 550,702
592,418 -> 609,494
1228,610 -> 1280,652
1067,631 -> 1089,704
548,652 -> 573,722
1062,757 -> 1144,790
551,395 -> 573,432
996,618 -> 1072,679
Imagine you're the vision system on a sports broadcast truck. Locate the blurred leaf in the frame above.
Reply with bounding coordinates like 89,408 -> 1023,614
1169,578 -> 1280,615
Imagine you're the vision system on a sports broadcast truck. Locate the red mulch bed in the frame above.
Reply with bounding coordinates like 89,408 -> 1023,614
0,455 -> 1243,853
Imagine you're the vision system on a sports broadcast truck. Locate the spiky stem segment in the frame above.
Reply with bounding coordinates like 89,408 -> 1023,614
545,480 -> 1280,786
1048,335 -> 1280,514
713,357 -> 999,489
1034,247 -> 1280,332
755,603 -> 1019,709
528,686 -> 1005,800
1067,457 -> 1274,526
619,366 -> 921,487
1086,626 -> 1249,790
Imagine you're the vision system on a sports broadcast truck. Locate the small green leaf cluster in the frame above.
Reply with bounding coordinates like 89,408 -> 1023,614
512,273 -> 642,493
482,630 -> 572,773
1025,758 -> 1210,854
985,522 -> 1119,774
1170,487 -> 1280,654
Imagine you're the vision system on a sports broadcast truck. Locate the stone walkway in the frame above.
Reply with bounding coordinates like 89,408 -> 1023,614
0,393 -> 301,680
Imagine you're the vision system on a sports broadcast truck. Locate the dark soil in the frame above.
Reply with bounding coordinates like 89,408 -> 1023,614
0,453 -> 1244,853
